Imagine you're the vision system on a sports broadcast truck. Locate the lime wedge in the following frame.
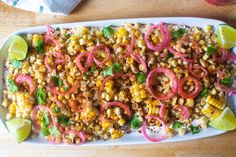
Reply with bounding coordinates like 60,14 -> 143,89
8,35 -> 28,61
6,118 -> 32,143
209,107 -> 236,131
216,24 -> 236,49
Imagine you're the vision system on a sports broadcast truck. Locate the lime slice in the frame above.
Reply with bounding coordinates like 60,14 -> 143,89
209,107 -> 236,131
8,35 -> 28,61
216,24 -> 236,49
6,118 -> 32,143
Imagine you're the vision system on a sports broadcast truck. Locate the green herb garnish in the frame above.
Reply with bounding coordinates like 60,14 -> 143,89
8,79 -> 18,93
63,86 -> 69,91
136,72 -> 146,83
189,124 -> 200,134
48,127 -> 60,137
103,62 -> 122,76
206,45 -> 217,56
198,88 -> 208,98
42,113 -> 50,128
52,76 -> 62,87
36,39 -> 44,53
102,25 -> 115,38
53,106 -> 60,114
221,77 -> 233,86
166,53 -> 174,59
11,60 -> 22,69
36,88 -> 46,105
40,128 -> 50,136
130,115 -> 143,130
58,115 -> 70,126
89,66 -> 97,73
172,28 -> 185,38
55,27 -> 60,31
173,122 -> 184,129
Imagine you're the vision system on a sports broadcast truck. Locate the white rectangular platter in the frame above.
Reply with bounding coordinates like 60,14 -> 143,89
0,17 -> 235,146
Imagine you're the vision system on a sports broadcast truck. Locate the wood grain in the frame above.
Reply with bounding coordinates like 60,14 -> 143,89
0,0 -> 236,157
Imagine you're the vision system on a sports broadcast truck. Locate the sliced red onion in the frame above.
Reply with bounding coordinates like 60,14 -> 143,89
92,44 -> 111,67
144,23 -> 171,51
141,115 -> 167,142
15,74 -> 35,93
146,67 -> 178,100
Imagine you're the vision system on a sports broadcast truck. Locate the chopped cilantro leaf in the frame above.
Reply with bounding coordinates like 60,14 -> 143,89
136,72 -> 146,83
103,62 -> 122,76
40,128 -> 50,136
173,122 -> 184,129
189,124 -> 200,134
8,79 -> 18,93
11,60 -> 22,69
102,25 -> 115,38
57,115 -> 70,126
206,45 -> 217,56
172,28 -> 185,38
42,113 -> 50,128
198,88 -> 208,98
36,39 -> 44,53
130,115 -> 143,130
221,77 -> 233,86
49,127 -> 60,137
52,76 -> 62,87
36,88 -> 46,105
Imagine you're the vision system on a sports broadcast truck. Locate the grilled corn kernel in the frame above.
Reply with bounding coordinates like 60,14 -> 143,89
206,95 -> 226,110
202,103 -> 215,115
186,99 -> 195,107
117,27 -> 127,37
118,118 -> 126,126
178,128 -> 186,136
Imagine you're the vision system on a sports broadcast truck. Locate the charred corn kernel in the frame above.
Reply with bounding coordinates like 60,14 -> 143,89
206,95 -> 225,110
9,103 -> 16,114
202,103 -> 215,115
151,35 -> 159,43
186,99 -> 194,107
199,116 -> 208,128
140,89 -> 147,99
211,109 -> 222,120
102,121 -> 112,130
71,35 -> 76,40
211,88 -> 217,95
202,54 -> 209,61
118,118 -> 126,126
117,27 -> 127,37
178,128 -> 186,136
111,129 -> 124,139
105,80 -> 114,93
96,80 -> 102,87
32,34 -> 42,48
204,25 -> 212,33
58,95 -> 63,101
106,108 -> 112,118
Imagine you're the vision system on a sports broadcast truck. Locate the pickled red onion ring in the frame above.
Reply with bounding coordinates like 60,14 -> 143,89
75,52 -> 93,73
144,22 -> 171,51
141,115 -> 167,142
159,103 -> 166,118
212,48 -> 228,64
49,81 -> 80,96
44,51 -> 66,71
146,67 -> 178,100
63,130 -> 86,145
130,51 -> 148,73
31,105 -> 58,133
228,52 -> 236,62
15,74 -> 35,93
181,105 -> 190,119
100,101 -> 131,117
92,44 -> 111,67
178,76 -> 202,99
189,64 -> 208,79
216,79 -> 236,96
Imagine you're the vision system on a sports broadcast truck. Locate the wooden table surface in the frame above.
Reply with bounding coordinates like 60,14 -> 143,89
0,0 -> 236,157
